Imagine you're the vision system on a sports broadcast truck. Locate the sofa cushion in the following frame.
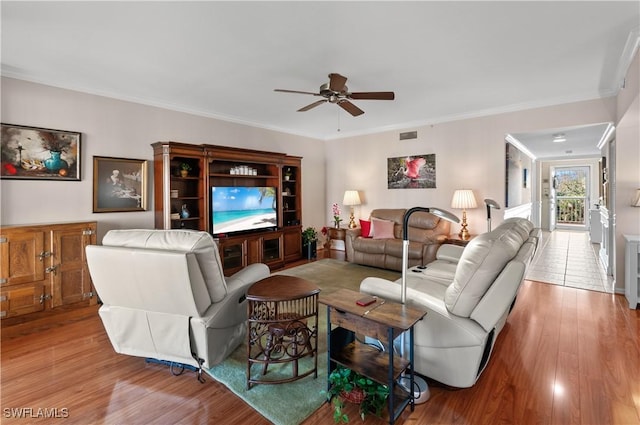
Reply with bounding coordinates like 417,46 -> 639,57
371,209 -> 406,239
352,236 -> 387,254
102,229 -> 228,303
371,218 -> 395,239
359,219 -> 372,237
385,239 -> 424,259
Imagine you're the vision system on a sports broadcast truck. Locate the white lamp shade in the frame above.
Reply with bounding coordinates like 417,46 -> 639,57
343,190 -> 361,206
451,189 -> 478,209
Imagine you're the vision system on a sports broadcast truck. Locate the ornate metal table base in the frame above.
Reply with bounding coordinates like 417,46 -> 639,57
246,275 -> 319,389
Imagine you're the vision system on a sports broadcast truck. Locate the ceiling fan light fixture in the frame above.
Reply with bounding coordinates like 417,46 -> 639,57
553,133 -> 567,143
274,73 -> 395,117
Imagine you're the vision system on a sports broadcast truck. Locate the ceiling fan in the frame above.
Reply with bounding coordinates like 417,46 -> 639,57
274,73 -> 395,117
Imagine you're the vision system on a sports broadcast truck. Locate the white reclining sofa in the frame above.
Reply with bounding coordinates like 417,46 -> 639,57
86,229 -> 270,378
360,218 -> 540,388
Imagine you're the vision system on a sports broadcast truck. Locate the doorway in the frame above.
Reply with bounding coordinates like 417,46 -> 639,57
551,166 -> 590,230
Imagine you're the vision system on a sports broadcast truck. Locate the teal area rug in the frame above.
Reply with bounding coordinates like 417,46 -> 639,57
205,259 -> 401,425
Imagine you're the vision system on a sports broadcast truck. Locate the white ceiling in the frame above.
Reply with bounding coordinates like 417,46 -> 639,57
2,1 -> 639,157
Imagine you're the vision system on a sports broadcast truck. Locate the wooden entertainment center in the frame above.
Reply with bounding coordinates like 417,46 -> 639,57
151,142 -> 303,275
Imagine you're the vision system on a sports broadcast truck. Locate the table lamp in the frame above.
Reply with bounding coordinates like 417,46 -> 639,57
343,190 -> 361,229
451,189 -> 477,240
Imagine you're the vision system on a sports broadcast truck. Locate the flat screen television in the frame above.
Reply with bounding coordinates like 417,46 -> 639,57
211,186 -> 278,235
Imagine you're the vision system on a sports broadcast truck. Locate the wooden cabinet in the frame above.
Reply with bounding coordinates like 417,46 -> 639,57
281,157 -> 302,228
151,142 -> 206,231
217,231 -> 284,276
0,222 -> 97,326
152,142 -> 303,273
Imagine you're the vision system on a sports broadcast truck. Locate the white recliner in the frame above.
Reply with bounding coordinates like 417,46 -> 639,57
360,218 -> 540,388
85,229 -> 270,377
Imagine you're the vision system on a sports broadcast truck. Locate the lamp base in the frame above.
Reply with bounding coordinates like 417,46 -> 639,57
348,210 -> 357,229
458,210 -> 471,240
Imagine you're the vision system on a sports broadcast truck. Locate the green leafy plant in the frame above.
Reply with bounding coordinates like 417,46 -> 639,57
325,366 -> 389,423
180,162 -> 192,171
301,227 -> 318,245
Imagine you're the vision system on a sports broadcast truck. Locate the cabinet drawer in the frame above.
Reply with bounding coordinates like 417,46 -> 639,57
329,307 -> 390,343
1,283 -> 46,318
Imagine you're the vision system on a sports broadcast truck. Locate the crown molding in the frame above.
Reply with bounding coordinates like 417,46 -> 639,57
615,27 -> 640,91
505,134 -> 537,161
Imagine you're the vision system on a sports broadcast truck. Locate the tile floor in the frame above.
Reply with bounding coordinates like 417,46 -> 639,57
526,229 -> 615,293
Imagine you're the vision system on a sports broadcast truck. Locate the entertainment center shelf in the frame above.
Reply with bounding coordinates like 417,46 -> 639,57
152,142 -> 303,275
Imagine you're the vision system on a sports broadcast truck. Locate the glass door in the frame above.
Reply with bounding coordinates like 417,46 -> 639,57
553,166 -> 589,229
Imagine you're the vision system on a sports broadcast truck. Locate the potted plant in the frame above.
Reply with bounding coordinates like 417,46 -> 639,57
325,366 -> 390,423
284,167 -> 293,181
179,162 -> 192,177
301,226 -> 318,259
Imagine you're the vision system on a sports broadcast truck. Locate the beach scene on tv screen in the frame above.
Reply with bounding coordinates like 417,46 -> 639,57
212,187 -> 277,233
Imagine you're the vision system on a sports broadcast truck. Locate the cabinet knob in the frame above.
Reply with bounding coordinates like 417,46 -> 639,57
38,251 -> 52,261
45,265 -> 58,275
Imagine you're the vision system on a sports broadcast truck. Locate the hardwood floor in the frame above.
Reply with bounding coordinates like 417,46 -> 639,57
2,255 -> 639,424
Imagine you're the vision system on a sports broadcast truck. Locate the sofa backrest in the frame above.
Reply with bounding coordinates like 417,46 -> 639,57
444,218 -> 534,317
370,208 -> 450,242
101,229 -> 228,303
406,211 -> 451,242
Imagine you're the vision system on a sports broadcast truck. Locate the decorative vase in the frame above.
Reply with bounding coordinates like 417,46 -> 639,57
44,151 -> 68,172
180,204 -> 190,219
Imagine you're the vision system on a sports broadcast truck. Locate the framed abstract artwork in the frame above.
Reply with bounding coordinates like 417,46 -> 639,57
387,154 -> 436,189
0,123 -> 81,181
93,156 -> 147,212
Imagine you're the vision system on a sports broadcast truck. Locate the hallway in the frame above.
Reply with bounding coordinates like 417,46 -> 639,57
526,230 -> 615,293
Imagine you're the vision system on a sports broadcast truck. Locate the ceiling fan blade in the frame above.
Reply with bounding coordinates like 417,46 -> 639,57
349,91 -> 395,100
328,73 -> 348,92
274,89 -> 320,96
338,100 -> 364,117
297,99 -> 327,112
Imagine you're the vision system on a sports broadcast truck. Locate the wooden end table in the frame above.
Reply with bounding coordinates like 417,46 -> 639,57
445,233 -> 475,247
246,275 -> 320,389
320,288 -> 427,424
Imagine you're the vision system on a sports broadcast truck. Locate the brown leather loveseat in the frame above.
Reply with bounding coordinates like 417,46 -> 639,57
345,208 -> 451,271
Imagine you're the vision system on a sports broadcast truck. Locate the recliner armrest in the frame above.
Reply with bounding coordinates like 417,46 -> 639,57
202,263 -> 269,328
436,244 -> 465,262
225,263 -> 270,290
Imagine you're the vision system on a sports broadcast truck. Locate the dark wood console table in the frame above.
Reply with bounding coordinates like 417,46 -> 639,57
246,275 -> 319,389
320,288 -> 427,424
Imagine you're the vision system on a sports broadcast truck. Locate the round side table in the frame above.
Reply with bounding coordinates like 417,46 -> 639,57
246,275 -> 320,389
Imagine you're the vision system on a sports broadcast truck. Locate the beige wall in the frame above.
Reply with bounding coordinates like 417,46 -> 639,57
0,78 -> 327,239
324,98 -> 617,239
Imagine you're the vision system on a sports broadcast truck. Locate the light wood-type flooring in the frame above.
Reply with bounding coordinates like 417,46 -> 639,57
2,254 -> 639,424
